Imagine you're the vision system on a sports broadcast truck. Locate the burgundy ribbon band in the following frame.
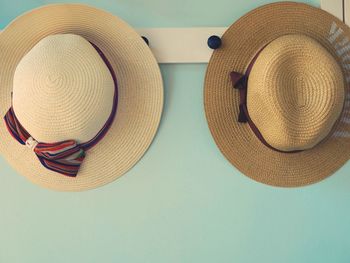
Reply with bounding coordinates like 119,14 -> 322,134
230,47 -> 301,154
4,42 -> 118,177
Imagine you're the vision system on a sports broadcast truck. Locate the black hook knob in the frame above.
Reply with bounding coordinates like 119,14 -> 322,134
142,36 -> 149,46
207,35 -> 222,49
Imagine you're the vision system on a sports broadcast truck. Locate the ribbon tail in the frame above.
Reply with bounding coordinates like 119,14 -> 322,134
238,104 -> 248,123
35,142 -> 85,177
4,107 -> 29,145
36,154 -> 83,177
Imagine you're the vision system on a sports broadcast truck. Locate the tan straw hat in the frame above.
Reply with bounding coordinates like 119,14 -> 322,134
0,4 -> 163,191
204,2 -> 350,187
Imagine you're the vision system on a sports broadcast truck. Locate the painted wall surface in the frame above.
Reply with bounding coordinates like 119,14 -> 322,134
2,1 -> 350,263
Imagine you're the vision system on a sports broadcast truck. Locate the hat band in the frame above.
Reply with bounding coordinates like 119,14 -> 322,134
3,41 -> 118,177
230,46 -> 301,154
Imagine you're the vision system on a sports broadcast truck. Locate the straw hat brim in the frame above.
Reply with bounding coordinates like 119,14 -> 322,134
204,2 -> 350,187
0,4 -> 163,191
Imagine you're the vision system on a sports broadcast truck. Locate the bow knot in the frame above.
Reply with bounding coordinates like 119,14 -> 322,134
25,137 -> 38,151
4,107 -> 85,177
230,72 -> 248,90
230,71 -> 249,123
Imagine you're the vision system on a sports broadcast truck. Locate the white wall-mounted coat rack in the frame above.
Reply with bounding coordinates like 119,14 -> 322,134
135,1 -> 350,64
0,2 -> 348,64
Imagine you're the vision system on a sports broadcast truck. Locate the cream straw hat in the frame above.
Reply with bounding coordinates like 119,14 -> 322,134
0,4 -> 163,191
204,2 -> 350,187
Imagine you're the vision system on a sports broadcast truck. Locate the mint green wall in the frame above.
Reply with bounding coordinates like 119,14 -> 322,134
2,0 -> 350,263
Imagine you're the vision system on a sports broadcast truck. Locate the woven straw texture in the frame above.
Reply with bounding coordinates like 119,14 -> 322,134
0,4 -> 163,191
204,2 -> 350,187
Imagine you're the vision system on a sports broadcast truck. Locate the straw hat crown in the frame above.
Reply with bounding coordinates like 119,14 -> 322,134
247,34 -> 345,152
12,34 -> 115,143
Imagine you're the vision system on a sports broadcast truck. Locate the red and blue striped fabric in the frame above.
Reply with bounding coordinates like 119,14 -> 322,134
5,107 -> 86,177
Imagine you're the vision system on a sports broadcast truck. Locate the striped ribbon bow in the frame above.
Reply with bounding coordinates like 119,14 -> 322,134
4,107 -> 85,177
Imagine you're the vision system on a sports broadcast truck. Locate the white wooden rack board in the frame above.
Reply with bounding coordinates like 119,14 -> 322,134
139,1 -> 348,63
0,1 -> 348,63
